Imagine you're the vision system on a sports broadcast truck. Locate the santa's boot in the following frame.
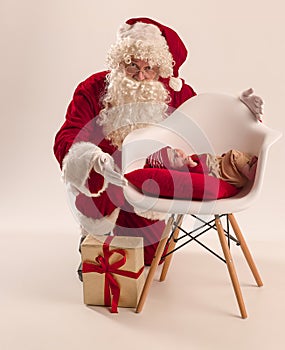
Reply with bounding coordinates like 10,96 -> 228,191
77,235 -> 87,282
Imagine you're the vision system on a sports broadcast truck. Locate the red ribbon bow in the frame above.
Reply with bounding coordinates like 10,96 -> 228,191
82,236 -> 144,313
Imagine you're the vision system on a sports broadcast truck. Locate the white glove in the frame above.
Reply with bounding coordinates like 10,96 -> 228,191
239,88 -> 264,122
93,152 -> 128,187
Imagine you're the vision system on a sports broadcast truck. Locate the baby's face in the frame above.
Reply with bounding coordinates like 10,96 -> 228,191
167,148 -> 188,168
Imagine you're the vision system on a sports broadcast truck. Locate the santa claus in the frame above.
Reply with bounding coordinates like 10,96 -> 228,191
53,17 -> 263,268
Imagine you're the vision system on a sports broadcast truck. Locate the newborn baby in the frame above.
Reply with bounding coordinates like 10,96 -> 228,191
145,146 -> 258,188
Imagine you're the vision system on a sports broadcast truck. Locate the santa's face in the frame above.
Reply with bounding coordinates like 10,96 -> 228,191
123,59 -> 159,82
97,62 -> 170,148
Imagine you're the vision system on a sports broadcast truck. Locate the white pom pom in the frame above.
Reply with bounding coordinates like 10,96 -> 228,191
169,76 -> 183,91
117,23 -> 131,39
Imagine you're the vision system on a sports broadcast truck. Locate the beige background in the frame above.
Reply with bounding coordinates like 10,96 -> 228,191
1,1 -> 285,349
1,0 -> 284,239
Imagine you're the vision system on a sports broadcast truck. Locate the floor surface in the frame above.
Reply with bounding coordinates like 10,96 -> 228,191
1,230 -> 284,350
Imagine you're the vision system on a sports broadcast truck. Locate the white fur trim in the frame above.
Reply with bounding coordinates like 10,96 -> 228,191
169,77 -> 183,91
62,142 -> 108,197
119,22 -> 165,45
77,208 -> 121,236
134,207 -> 167,221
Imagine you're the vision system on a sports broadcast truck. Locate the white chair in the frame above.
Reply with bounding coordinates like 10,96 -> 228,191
122,92 -> 282,318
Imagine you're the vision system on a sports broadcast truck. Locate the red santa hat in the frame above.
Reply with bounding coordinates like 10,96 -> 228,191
107,17 -> 188,91
145,146 -> 172,169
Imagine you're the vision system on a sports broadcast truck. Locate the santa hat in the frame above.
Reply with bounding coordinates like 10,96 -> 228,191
145,146 -> 172,169
107,17 -> 188,91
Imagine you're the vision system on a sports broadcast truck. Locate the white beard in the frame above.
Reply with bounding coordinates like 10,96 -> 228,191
97,70 -> 170,149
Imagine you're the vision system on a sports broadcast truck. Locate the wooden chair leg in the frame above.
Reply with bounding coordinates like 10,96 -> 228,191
215,215 -> 247,319
136,215 -> 175,313
160,214 -> 184,282
228,214 -> 263,287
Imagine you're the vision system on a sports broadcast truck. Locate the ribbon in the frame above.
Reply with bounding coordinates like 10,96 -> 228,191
82,236 -> 144,313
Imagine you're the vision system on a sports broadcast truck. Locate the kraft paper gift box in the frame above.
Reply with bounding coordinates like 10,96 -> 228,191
81,234 -> 145,312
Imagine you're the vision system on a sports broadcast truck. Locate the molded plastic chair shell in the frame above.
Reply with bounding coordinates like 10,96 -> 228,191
122,93 -> 282,216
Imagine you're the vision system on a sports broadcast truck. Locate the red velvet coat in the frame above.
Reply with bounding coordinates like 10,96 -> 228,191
53,71 -> 196,264
54,71 -> 196,165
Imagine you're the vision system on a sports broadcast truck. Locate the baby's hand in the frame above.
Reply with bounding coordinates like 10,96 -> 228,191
185,156 -> 198,167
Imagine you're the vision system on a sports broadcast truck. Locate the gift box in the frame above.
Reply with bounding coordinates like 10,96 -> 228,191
81,234 -> 145,313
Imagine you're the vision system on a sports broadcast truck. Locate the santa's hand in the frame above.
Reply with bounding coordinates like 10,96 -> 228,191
93,153 -> 128,187
239,88 -> 264,122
